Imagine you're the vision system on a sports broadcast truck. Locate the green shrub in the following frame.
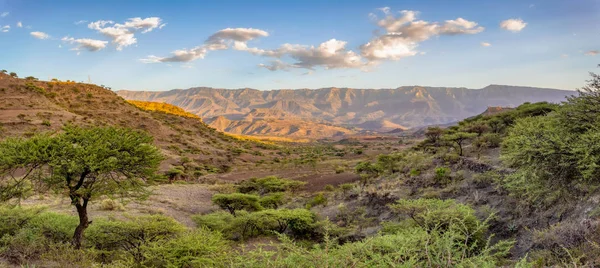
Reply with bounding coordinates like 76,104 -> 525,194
259,192 -> 285,209
0,206 -> 43,237
138,229 -> 229,267
434,167 -> 452,184
389,198 -> 487,251
237,176 -> 306,195
25,212 -> 78,243
335,166 -> 345,174
0,227 -> 48,264
85,215 -> 186,263
192,211 -> 235,233
41,243 -> 98,268
212,193 -> 263,216
306,192 -> 327,208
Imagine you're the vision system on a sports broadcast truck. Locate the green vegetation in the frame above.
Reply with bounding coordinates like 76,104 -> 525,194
0,125 -> 163,248
4,70 -> 600,266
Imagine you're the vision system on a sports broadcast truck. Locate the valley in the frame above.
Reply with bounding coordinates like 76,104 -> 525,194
118,85 -> 571,139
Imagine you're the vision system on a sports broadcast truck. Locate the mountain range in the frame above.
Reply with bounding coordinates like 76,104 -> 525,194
117,85 -> 573,138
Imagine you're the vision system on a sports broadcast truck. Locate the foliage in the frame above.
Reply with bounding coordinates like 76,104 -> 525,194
389,198 -> 488,251
259,192 -> 285,209
434,167 -> 452,184
307,192 -> 327,208
128,100 -> 201,119
0,125 -> 163,248
442,132 -> 477,156
133,229 -> 230,267
500,73 -> 600,203
99,198 -> 125,211
237,176 -> 305,195
85,215 -> 185,263
212,193 -> 263,216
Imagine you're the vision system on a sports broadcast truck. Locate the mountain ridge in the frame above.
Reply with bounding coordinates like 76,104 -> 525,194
118,84 -> 573,138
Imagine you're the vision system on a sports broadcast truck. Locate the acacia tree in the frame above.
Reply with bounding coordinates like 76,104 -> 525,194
0,126 -> 163,248
443,132 -> 477,156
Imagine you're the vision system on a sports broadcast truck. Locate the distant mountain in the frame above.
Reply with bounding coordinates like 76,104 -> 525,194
118,85 -> 572,138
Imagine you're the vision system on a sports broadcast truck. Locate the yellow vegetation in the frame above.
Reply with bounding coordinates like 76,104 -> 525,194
128,100 -> 201,120
129,100 -> 309,143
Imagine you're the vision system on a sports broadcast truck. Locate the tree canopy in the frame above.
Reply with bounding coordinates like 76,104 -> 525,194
0,125 -> 163,248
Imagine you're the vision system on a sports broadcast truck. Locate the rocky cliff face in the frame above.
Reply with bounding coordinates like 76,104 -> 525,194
118,85 -> 572,136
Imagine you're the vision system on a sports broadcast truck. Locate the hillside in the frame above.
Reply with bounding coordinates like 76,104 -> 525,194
0,74 -> 277,174
118,85 -> 572,137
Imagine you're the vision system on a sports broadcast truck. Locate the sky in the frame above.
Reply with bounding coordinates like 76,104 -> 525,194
0,0 -> 598,91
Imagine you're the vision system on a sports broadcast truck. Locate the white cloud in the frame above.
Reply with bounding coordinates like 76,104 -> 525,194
258,60 -> 293,71
88,17 -> 163,50
74,20 -> 88,25
30,31 -> 50,39
205,28 -> 269,45
16,21 -> 22,28
141,10 -> 483,72
361,9 -> 483,61
585,50 -> 599,56
561,54 -> 569,58
1,25 -> 10,33
62,36 -> 108,52
481,42 -> 491,47
500,19 -> 527,32
141,28 -> 267,63
0,12 -> 8,18
249,39 -> 366,70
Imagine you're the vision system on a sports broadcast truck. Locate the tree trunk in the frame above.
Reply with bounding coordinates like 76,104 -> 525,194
72,198 -> 91,249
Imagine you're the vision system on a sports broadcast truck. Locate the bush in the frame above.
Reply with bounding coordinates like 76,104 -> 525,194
389,198 -> 488,251
85,215 -> 186,263
335,166 -> 345,174
307,192 -> 327,208
237,176 -> 305,195
25,212 -> 78,243
194,209 -> 316,240
259,192 -> 285,209
99,198 -> 125,211
0,206 -> 43,237
138,229 -> 230,267
212,193 -> 263,216
434,167 -> 452,184
192,211 -> 235,233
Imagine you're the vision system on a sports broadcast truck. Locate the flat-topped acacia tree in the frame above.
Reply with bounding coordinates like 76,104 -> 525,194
0,125 -> 163,248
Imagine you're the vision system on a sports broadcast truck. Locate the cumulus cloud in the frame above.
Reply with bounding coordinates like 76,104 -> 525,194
141,9 -> 483,72
141,27 -> 267,63
1,25 -> 9,33
585,50 -> 599,56
62,36 -> 108,52
88,17 -> 163,50
500,19 -> 527,32
206,28 -> 268,45
258,60 -> 293,71
16,21 -> 22,28
481,42 -> 491,47
0,12 -> 8,18
361,9 -> 484,61
30,31 -> 50,39
246,39 -> 365,70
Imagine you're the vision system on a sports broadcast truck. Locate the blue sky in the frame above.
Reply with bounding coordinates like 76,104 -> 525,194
0,0 -> 598,91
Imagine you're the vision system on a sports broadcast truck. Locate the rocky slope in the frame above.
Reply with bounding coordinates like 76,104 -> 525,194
118,85 -> 572,137
0,74 -> 277,172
